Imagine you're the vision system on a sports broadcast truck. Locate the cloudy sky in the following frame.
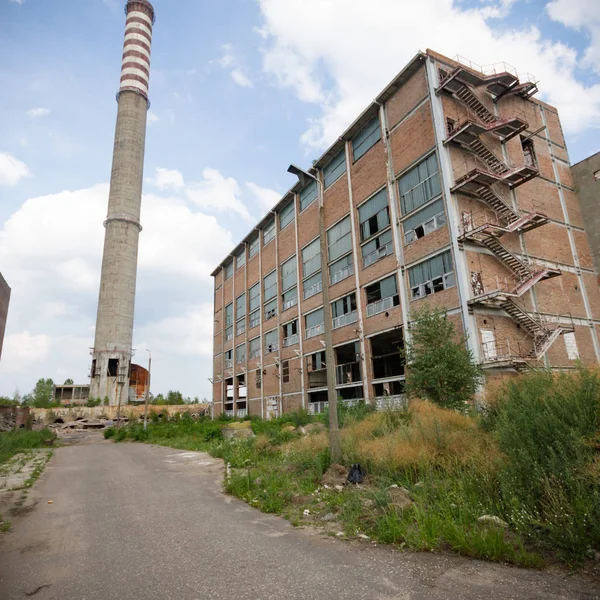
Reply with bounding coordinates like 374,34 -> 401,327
1,0 -> 599,400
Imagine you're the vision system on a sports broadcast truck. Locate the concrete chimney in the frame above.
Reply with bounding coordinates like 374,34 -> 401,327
90,0 -> 155,406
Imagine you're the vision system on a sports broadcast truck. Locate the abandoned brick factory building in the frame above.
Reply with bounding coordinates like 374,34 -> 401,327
211,49 -> 600,419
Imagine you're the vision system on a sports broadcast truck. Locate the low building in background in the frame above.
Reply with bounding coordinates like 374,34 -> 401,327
211,49 -> 600,419
53,384 -> 90,406
572,152 -> 600,276
0,272 -> 10,361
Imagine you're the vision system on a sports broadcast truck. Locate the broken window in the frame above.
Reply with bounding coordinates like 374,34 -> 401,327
108,358 -> 118,377
446,118 -> 455,135
365,275 -> 400,316
371,329 -> 405,379
359,188 -> 392,268
521,138 -> 537,168
282,320 -> 299,347
402,199 -> 446,245
408,250 -> 455,300
332,293 -> 358,329
264,329 -> 279,354
335,342 -> 361,385
91,359 -> 97,379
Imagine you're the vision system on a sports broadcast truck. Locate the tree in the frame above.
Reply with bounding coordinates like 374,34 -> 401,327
23,378 -> 55,408
404,307 -> 483,411
166,390 -> 184,405
64,378 -> 74,385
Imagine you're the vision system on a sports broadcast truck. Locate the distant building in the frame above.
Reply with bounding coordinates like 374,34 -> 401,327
211,49 -> 600,419
53,384 -> 90,406
0,272 -> 10,361
572,152 -> 600,275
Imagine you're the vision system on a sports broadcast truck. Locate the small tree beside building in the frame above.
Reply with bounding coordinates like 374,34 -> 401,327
404,307 -> 482,411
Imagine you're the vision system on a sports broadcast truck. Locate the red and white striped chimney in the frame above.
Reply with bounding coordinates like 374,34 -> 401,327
119,0 -> 155,103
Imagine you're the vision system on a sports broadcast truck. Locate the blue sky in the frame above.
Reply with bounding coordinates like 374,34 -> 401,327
1,0 -> 599,400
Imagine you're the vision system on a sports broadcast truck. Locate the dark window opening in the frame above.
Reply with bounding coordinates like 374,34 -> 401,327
338,386 -> 363,401
237,374 -> 247,401
521,138 -> 536,168
108,359 -> 118,377
371,329 -> 405,379
308,390 -> 328,403
373,380 -> 405,397
307,351 -> 327,389
446,118 -> 455,134
335,342 -> 361,385
91,359 -> 97,378
282,361 -> 290,383
225,378 -> 234,402
414,224 -> 425,239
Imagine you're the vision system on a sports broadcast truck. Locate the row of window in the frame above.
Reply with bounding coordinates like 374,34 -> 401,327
224,151 -> 445,282
224,244 -> 455,342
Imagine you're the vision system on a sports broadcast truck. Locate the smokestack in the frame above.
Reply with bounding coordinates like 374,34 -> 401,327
90,0 -> 155,406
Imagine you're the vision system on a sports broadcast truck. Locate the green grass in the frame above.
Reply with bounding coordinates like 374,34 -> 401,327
109,371 -> 600,569
0,429 -> 55,465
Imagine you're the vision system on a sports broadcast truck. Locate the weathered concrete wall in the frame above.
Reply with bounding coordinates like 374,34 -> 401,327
572,152 -> 600,276
0,406 -> 31,431
32,404 -> 210,425
0,272 -> 10,361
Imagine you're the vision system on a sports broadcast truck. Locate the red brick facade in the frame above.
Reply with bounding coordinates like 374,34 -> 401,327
211,50 -> 600,418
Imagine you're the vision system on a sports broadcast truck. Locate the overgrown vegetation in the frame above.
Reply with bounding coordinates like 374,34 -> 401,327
109,369 -> 600,568
404,307 -> 483,411
0,429 -> 55,465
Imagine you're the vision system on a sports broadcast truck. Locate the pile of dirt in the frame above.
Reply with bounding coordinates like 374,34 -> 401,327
322,464 -> 348,487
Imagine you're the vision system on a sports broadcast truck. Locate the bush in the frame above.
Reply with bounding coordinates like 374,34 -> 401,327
404,307 -> 483,411
104,427 -> 115,439
494,369 -> 600,561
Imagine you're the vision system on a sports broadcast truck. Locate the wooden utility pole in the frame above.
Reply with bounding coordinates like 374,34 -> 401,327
287,163 -> 342,462
317,177 -> 342,462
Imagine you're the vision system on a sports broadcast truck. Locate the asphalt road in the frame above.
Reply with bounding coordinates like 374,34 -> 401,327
0,434 -> 598,600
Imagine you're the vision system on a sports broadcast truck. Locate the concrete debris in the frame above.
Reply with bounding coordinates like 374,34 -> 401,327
322,464 -> 347,488
299,423 -> 325,436
389,487 -> 414,511
221,421 -> 255,440
477,515 -> 508,528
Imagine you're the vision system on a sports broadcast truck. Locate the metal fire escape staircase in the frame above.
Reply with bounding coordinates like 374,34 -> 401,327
438,63 -> 570,364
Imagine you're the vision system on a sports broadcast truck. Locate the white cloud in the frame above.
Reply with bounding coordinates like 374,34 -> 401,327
146,167 -> 185,191
9,0 -> 25,4
0,152 -> 31,186
216,43 -> 254,88
0,181 -> 235,397
185,168 -> 254,223
27,107 -> 51,118
547,0 -> 600,75
246,182 -> 281,211
231,69 -> 254,88
1,332 -> 50,374
257,0 -> 600,149
147,110 -> 159,124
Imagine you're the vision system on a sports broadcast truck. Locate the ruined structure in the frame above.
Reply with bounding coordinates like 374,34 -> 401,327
0,272 -> 10,361
211,50 -> 599,419
90,0 -> 155,406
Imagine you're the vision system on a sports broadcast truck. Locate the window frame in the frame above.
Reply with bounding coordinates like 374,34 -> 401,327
264,329 -> 279,354
279,200 -> 295,230
235,247 -> 246,270
263,219 -> 276,246
305,308 -> 325,339
402,198 -> 446,246
248,337 -> 260,359
398,153 -> 442,215
408,250 -> 456,301
323,148 -> 347,189
236,343 -> 246,364
365,274 -> 400,317
299,180 -> 318,212
352,116 -> 381,162
224,261 -> 233,280
248,236 -> 259,258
